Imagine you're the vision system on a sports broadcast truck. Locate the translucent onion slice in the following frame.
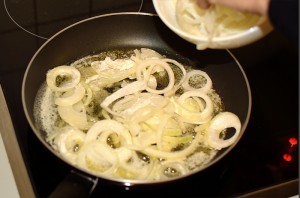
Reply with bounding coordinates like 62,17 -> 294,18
54,127 -> 86,164
127,120 -> 142,138
77,141 -> 118,175
135,131 -> 157,147
85,119 -> 132,145
176,0 -> 215,38
111,94 -> 138,114
57,102 -> 89,130
206,112 -> 241,150
140,130 -> 202,160
156,114 -> 172,151
182,70 -> 212,93
173,90 -> 213,124
91,57 -> 135,73
163,58 -> 187,96
115,147 -> 153,179
162,135 -> 193,152
91,58 -> 136,86
140,48 -> 164,60
147,75 -> 158,89
131,48 -> 164,63
55,83 -> 86,106
114,93 -> 168,118
130,105 -> 161,123
46,65 -> 81,92
100,81 -> 146,111
143,113 -> 163,131
136,59 -> 175,95
82,84 -> 93,106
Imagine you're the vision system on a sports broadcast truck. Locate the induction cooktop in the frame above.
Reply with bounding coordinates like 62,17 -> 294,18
0,0 -> 298,197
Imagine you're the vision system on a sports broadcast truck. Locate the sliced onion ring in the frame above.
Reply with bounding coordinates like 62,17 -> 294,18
77,141 -> 118,175
54,127 -> 86,163
101,81 -> 145,110
206,112 -> 241,150
55,83 -> 86,106
46,65 -> 81,92
163,58 -> 187,96
182,70 -> 212,93
57,102 -> 89,130
136,59 -> 175,95
85,119 -> 132,145
174,90 -> 213,124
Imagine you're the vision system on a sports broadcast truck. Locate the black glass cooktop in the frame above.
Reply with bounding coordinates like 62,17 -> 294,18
0,0 -> 298,197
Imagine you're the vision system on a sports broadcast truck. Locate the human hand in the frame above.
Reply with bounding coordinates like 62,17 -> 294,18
196,0 -> 270,16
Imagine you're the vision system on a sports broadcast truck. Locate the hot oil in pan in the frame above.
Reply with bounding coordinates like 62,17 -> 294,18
33,48 -> 235,182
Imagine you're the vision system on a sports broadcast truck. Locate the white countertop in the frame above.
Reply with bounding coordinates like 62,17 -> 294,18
0,132 -> 20,198
0,85 -> 35,198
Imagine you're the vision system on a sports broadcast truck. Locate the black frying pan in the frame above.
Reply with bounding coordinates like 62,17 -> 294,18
22,12 -> 251,195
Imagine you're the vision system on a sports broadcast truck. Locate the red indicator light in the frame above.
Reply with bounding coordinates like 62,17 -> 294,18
283,154 -> 292,162
289,137 -> 298,147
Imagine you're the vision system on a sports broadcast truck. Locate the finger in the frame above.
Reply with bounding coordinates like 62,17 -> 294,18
196,0 -> 211,9
207,0 -> 269,15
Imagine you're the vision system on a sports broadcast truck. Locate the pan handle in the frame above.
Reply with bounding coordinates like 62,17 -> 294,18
48,170 -> 98,198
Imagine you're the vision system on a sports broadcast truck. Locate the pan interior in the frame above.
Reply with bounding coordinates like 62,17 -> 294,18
22,13 -> 251,184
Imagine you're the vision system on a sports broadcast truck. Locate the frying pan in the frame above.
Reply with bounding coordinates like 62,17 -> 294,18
22,12 -> 251,196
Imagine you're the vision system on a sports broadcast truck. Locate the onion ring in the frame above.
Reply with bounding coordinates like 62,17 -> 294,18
85,119 -> 132,145
136,59 -> 175,95
182,70 -> 212,93
55,83 -> 86,106
46,65 -> 81,92
174,90 -> 213,124
206,112 -> 241,150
